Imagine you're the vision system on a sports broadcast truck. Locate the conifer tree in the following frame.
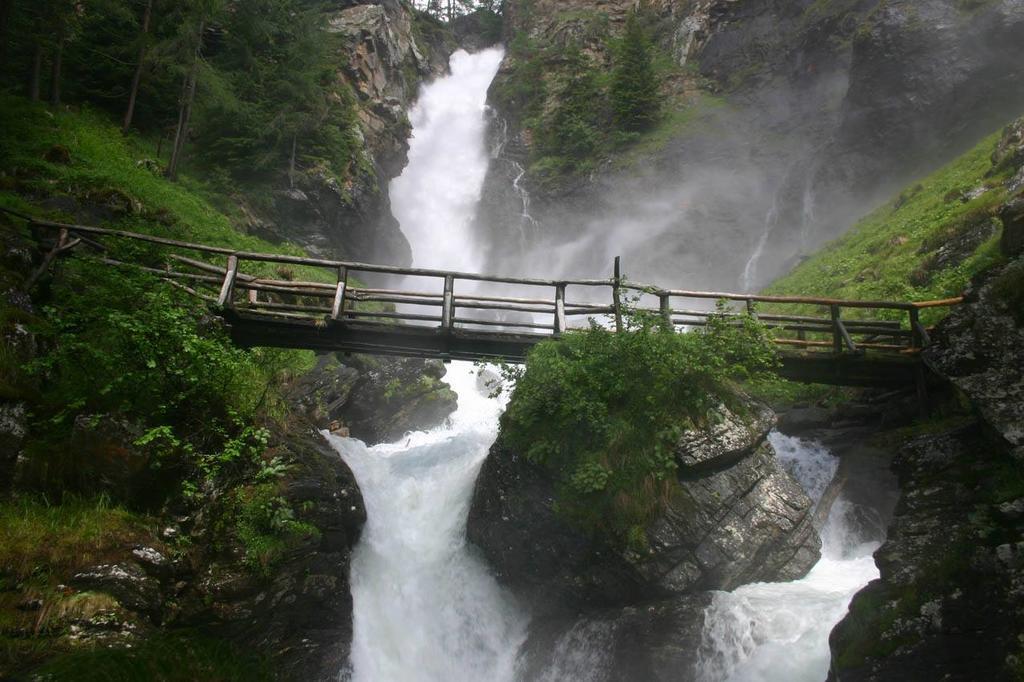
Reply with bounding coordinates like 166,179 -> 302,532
611,11 -> 660,133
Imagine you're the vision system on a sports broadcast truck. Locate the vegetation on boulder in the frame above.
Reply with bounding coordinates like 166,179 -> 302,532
498,306 -> 777,547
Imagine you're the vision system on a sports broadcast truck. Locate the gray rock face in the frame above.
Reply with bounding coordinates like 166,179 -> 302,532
72,563 -> 163,617
290,353 -> 458,446
924,263 -> 1024,463
1001,197 -> 1024,258
828,424 -> 1024,681
519,593 -> 712,681
248,0 -> 455,266
467,393 -> 820,612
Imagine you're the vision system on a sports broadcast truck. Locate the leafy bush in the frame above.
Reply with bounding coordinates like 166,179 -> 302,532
499,306 -> 778,547
223,483 -> 319,577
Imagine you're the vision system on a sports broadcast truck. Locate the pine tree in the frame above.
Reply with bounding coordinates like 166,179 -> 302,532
611,12 -> 660,133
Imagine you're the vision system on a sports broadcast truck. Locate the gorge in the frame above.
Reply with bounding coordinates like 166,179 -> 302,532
1,1 -> 1023,680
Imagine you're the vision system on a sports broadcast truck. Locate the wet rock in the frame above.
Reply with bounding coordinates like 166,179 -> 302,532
924,263 -> 1024,461
468,392 -> 819,611
71,563 -> 163,617
828,424 -> 1024,681
1001,197 -> 1024,258
0,402 -> 27,489
290,353 -> 457,446
675,399 -> 775,472
520,594 -> 712,681
777,406 -> 832,434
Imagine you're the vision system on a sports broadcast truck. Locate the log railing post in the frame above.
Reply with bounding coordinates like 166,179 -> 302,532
613,256 -> 623,333
331,266 -> 348,321
746,298 -> 758,319
217,254 -> 239,309
554,283 -> 567,335
442,275 -> 455,330
908,307 -> 929,349
659,293 -> 673,331
830,304 -> 842,354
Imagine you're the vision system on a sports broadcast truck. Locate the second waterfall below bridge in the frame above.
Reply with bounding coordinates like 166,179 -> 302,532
324,47 -> 883,682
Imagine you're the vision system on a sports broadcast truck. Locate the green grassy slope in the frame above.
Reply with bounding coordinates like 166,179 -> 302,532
765,126 -> 1017,324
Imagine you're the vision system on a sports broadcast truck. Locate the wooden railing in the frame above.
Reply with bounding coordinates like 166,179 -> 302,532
10,210 -> 963,356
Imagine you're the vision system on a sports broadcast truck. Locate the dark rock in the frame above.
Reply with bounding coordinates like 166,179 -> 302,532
777,406 -> 832,434
0,402 -> 27,489
924,264 -> 1024,461
828,424 -> 1024,681
43,144 -> 71,164
1001,197 -> 1024,258
520,594 -> 712,681
178,422 -> 366,681
71,563 -> 163,617
468,392 -> 819,612
290,353 -> 457,446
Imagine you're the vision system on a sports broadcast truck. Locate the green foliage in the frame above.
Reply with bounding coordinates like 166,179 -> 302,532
223,483 -> 319,577
610,12 -> 661,132
764,127 -> 1014,325
532,46 -> 603,182
500,305 -> 778,547
0,495 -> 157,586
29,630 -> 273,681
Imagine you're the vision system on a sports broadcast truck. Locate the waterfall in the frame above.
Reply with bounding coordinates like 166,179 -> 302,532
391,48 -> 505,272
696,433 -> 883,682
326,364 -> 526,682
325,44 -> 881,682
325,48 -> 527,682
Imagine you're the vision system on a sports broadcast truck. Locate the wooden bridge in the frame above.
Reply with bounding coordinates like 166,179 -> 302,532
13,210 -> 963,390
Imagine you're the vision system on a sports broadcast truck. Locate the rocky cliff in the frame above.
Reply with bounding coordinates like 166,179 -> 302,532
476,0 -> 1024,291
827,226 -> 1024,679
247,1 -> 456,266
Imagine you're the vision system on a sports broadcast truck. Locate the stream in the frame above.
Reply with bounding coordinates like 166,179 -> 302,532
324,48 -> 885,682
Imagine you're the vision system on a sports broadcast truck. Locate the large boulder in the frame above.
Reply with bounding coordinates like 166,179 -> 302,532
467,394 -> 820,612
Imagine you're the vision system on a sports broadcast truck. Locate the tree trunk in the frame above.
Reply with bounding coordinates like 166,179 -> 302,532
166,21 -> 204,180
123,0 -> 154,132
50,38 -> 64,107
29,44 -> 42,101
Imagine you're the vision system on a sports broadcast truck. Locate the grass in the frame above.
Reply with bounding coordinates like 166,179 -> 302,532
28,630 -> 274,681
0,495 -> 159,587
764,127 -> 1016,326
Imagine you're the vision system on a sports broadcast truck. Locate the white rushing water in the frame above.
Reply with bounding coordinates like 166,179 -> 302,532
391,47 -> 505,272
326,363 -> 526,682
325,46 -> 882,682
697,433 -> 882,682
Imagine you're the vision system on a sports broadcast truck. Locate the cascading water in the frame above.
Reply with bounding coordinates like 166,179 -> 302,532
696,433 -> 883,682
325,47 -> 526,682
326,365 -> 525,682
325,45 -> 882,682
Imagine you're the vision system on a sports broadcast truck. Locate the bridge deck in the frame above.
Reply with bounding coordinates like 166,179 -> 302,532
224,309 -> 924,389
8,209 -> 962,390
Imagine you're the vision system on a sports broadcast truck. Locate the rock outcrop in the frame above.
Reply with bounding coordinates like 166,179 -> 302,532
828,423 -> 1024,681
290,352 -> 458,446
468,394 -> 820,611
477,0 -> 1024,290
249,0 -> 456,265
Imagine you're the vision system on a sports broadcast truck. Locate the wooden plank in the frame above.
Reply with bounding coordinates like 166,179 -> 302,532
830,304 -> 843,354
613,256 -> 623,333
331,267 -> 347,321
555,284 -> 567,335
217,255 -> 239,309
442,275 -> 455,330
660,293 -> 673,330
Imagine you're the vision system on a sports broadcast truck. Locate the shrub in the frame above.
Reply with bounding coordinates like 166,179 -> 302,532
499,305 -> 778,548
